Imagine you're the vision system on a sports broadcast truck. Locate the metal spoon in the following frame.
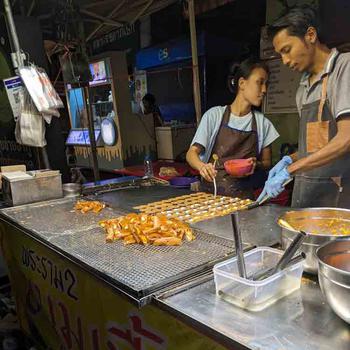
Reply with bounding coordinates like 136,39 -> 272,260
278,218 -> 297,232
212,154 -> 218,198
250,252 -> 306,281
247,178 -> 293,210
231,211 -> 247,278
262,230 -> 307,280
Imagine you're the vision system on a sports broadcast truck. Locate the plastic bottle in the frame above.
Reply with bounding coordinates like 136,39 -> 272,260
144,155 -> 154,178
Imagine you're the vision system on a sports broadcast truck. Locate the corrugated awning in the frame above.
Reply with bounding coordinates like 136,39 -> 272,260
8,0 -> 178,41
194,0 -> 235,15
7,0 -> 237,42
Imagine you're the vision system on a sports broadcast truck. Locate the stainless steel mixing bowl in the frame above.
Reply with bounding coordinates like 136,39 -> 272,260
278,208 -> 350,274
62,183 -> 82,197
316,238 -> 350,324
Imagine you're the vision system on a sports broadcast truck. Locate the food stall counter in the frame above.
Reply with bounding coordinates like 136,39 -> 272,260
0,186 -> 348,349
156,273 -> 349,350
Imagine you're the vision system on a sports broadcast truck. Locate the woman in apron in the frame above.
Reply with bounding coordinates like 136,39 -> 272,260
186,58 -> 280,199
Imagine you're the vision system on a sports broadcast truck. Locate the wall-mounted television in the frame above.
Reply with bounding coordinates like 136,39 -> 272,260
89,60 -> 107,86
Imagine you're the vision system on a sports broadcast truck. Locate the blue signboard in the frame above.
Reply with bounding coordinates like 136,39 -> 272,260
136,34 -> 205,70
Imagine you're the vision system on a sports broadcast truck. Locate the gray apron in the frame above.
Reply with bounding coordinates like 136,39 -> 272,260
292,61 -> 350,208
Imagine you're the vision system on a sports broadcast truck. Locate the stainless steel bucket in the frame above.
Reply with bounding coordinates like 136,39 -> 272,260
316,238 -> 350,324
62,183 -> 82,198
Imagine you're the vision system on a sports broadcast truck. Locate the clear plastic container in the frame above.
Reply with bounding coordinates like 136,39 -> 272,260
213,247 -> 304,311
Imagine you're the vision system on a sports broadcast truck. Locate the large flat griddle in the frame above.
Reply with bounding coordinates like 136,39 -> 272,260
50,227 -> 235,299
0,197 -> 237,302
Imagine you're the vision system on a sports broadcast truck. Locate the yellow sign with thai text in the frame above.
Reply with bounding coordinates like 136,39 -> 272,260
0,222 -> 227,350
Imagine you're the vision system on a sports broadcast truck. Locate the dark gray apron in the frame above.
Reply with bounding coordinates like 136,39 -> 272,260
201,106 -> 266,199
292,59 -> 350,208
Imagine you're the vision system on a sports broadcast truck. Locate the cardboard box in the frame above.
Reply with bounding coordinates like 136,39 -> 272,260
0,164 -> 26,189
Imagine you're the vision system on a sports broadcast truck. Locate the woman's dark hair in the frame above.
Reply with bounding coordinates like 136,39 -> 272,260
142,93 -> 156,104
228,57 -> 269,96
267,5 -> 322,42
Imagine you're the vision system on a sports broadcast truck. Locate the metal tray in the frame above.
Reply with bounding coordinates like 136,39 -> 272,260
50,227 -> 235,300
0,197 -> 237,303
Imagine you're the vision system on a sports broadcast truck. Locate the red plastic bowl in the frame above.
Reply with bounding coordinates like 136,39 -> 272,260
224,159 -> 253,176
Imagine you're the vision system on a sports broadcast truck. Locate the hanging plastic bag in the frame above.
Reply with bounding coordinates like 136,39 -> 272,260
15,87 -> 46,147
19,64 -> 63,116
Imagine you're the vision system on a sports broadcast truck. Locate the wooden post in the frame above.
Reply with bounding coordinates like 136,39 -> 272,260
188,0 -> 202,125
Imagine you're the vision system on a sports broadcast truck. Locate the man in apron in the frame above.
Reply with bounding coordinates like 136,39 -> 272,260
258,6 -> 350,208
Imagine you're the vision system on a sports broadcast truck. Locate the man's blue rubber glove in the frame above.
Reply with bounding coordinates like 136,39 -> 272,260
268,156 -> 293,180
257,167 -> 291,202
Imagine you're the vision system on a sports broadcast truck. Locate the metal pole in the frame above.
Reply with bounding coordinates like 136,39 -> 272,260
84,86 -> 100,182
41,148 -> 51,169
188,0 -> 202,125
4,0 -> 50,169
4,0 -> 51,169
3,0 -> 23,68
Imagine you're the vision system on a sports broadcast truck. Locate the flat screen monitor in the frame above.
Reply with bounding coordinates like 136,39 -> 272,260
89,60 -> 107,86
67,87 -> 85,128
66,129 -> 101,146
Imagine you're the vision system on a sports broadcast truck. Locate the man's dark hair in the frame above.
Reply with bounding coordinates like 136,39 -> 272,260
142,93 -> 156,105
267,5 -> 322,41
